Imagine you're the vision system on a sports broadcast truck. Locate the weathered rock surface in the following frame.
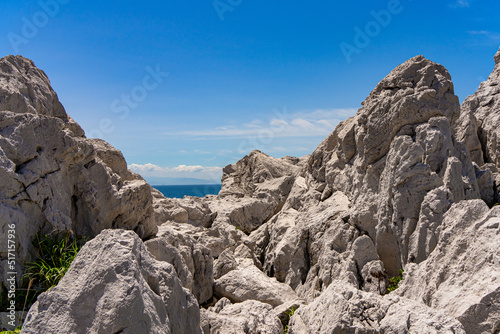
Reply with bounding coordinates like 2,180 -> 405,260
399,200 -> 500,334
0,56 -> 158,296
0,55 -> 84,137
252,191 -> 361,301
5,49 -> 500,334
214,264 -> 301,307
21,229 -> 201,334
145,225 -> 214,304
304,55 -> 481,277
288,280 -> 466,333
201,300 -> 283,334
461,47 -> 500,169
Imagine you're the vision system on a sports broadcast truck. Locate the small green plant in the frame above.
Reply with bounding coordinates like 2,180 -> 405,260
234,226 -> 250,235
283,305 -> 298,334
0,326 -> 22,334
387,269 -> 404,293
24,231 -> 86,292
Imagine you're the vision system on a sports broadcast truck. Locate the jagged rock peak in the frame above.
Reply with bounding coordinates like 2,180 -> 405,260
0,55 -> 84,136
367,55 -> 455,102
220,149 -> 302,198
459,46 -> 500,171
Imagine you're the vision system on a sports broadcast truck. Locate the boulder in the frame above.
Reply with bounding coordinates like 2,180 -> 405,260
145,225 -> 214,304
288,280 -> 465,333
201,300 -> 283,334
213,264 -> 301,307
21,229 -> 201,334
399,200 -> 500,333
0,56 -> 157,294
460,47 -> 500,169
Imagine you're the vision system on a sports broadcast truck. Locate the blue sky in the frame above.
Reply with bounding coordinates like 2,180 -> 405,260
1,0 -> 499,184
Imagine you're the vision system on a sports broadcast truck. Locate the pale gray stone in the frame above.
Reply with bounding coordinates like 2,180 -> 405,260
399,200 -> 500,333
145,225 -> 214,304
21,229 -> 201,334
214,265 -> 301,307
201,300 -> 283,334
288,280 -> 465,334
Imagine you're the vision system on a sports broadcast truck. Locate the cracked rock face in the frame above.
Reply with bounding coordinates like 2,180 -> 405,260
398,200 -> 500,334
304,55 -> 480,276
21,230 -> 201,334
4,49 -> 500,334
288,280 -> 466,333
0,56 -> 157,292
461,47 -> 500,168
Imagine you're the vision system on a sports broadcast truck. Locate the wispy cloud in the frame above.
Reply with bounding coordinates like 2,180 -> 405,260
167,108 -> 357,140
467,30 -> 500,45
129,163 -> 222,180
449,0 -> 470,8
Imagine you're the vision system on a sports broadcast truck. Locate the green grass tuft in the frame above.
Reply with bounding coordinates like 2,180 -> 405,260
0,326 -> 22,333
283,305 -> 298,334
24,231 -> 86,292
387,269 -> 404,293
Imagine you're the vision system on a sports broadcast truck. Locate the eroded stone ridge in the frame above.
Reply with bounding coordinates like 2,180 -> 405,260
3,49 -> 500,333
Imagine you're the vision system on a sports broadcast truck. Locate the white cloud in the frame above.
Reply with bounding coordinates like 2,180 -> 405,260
449,0 -> 470,8
467,30 -> 500,45
129,163 -> 222,180
194,149 -> 212,154
169,108 -> 356,139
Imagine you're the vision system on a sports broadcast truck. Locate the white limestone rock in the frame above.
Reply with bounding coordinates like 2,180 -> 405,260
0,56 -> 157,294
254,191 -> 360,300
21,229 -> 201,334
145,225 -> 214,304
201,300 -> 283,334
213,264 -> 301,307
304,55 -> 481,277
398,200 -> 500,333
0,55 -> 83,137
288,280 -> 465,334
461,47 -> 500,169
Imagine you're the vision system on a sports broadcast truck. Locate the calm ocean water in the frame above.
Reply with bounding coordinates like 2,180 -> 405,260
153,184 -> 222,198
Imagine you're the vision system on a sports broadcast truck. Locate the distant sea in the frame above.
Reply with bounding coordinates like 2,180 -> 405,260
153,184 -> 222,199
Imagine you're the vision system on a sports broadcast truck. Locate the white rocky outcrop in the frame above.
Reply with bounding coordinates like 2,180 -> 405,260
145,224 -> 214,304
288,280 -> 466,333
201,299 -> 283,334
3,48 -> 500,333
0,56 -> 158,295
304,55 -> 480,277
457,47 -> 500,205
461,47 -> 500,169
21,229 -> 201,334
398,200 -> 500,334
